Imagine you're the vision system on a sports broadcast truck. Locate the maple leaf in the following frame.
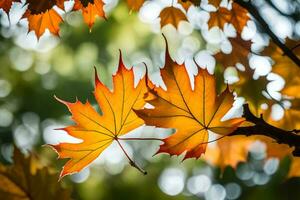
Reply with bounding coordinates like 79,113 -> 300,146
0,147 -> 71,199
49,53 -> 147,178
208,0 -> 221,8
23,0 -> 66,38
126,0 -> 145,12
135,38 -> 245,160
23,9 -> 63,39
263,40 -> 300,98
0,0 -> 20,14
73,0 -> 105,29
159,6 -> 187,29
208,2 -> 249,33
178,0 -> 200,11
26,0 -> 65,14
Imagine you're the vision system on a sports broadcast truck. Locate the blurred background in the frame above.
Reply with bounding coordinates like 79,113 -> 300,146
0,0 -> 300,199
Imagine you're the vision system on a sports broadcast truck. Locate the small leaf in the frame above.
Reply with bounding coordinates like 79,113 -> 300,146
178,0 -> 200,11
126,0 -> 145,11
208,3 -> 249,33
73,0 -> 105,29
0,0 -> 21,14
159,6 -> 187,29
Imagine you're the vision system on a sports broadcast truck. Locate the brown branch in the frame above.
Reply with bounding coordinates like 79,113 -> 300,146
229,104 -> 300,156
234,0 -> 300,68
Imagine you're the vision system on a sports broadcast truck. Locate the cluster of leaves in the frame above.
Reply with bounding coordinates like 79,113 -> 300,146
1,0 -> 249,38
1,0 -> 105,38
2,0 -> 297,115
1,0 -> 300,181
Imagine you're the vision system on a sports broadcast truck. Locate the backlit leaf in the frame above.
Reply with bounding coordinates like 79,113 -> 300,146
159,6 -> 187,29
23,9 -> 63,39
178,0 -> 200,11
126,0 -> 145,11
49,53 -> 147,178
208,3 -> 249,33
73,0 -> 105,29
135,38 -> 244,160
0,0 -> 21,14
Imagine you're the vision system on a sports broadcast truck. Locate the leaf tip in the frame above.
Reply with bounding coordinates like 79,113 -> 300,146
94,66 -> 101,86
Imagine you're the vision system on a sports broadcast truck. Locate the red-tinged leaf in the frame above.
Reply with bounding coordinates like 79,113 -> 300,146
0,0 -> 21,14
135,37 -> 245,160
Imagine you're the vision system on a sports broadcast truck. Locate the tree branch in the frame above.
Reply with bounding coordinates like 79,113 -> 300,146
229,104 -> 300,156
234,0 -> 300,68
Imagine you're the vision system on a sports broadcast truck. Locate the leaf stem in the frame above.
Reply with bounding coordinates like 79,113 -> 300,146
118,137 -> 163,141
115,139 -> 147,175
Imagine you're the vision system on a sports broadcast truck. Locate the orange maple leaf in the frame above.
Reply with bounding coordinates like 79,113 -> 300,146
23,0 -> 66,39
23,9 -> 63,39
178,0 -> 200,11
208,3 -> 249,33
126,0 -> 145,12
204,135 -> 253,169
73,0 -> 105,29
159,6 -> 187,29
49,54 -> 147,178
0,0 -> 21,14
135,38 -> 245,160
208,0 -> 221,8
